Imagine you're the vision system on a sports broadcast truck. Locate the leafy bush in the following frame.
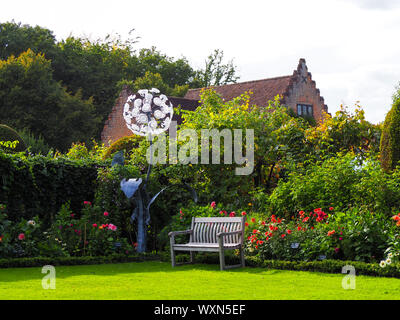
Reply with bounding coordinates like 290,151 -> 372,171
380,96 -> 400,172
244,207 -> 392,263
18,128 -> 51,155
48,202 -> 135,257
259,154 -> 400,219
102,135 -> 143,160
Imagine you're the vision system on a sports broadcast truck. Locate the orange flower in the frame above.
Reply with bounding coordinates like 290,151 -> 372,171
392,215 -> 400,221
327,230 -> 335,236
287,229 -> 292,234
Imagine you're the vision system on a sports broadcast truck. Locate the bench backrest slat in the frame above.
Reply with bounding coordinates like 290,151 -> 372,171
190,217 -> 245,244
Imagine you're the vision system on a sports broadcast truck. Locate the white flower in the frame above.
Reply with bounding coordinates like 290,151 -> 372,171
388,252 -> 393,258
386,258 -> 392,265
27,220 -> 35,226
380,260 -> 387,268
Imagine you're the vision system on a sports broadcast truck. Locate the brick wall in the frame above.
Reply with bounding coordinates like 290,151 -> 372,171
101,86 -> 134,146
283,59 -> 328,123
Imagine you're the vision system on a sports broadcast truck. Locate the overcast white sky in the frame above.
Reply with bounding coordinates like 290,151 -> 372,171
1,0 -> 400,123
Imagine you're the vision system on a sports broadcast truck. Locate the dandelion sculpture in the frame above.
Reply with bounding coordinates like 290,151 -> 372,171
114,88 -> 197,253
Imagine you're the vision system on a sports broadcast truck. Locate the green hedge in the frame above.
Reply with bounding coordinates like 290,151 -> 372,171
0,253 -> 159,268
2,251 -> 399,278
160,252 -> 400,278
0,151 -> 108,224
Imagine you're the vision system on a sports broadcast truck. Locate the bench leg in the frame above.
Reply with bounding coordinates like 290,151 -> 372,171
170,246 -> 176,267
240,246 -> 245,267
219,248 -> 225,271
190,251 -> 195,264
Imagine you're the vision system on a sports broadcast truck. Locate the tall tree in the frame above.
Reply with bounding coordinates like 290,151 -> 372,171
192,49 -> 239,88
0,21 -> 58,61
0,49 -> 100,151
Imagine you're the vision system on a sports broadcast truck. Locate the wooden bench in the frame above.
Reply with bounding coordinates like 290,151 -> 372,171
168,216 -> 246,270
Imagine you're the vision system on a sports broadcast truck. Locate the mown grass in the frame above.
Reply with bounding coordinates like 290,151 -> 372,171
0,261 -> 399,300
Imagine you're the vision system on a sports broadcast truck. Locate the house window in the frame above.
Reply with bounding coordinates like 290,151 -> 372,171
297,104 -> 313,117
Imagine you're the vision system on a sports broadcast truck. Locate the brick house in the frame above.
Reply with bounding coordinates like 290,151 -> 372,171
101,58 -> 328,146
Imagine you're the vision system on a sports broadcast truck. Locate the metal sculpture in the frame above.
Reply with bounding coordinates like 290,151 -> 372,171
113,88 -> 196,253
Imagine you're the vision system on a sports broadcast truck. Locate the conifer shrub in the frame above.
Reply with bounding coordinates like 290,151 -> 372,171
380,97 -> 400,172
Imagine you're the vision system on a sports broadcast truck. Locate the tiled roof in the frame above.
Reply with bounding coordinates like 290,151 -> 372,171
169,96 -> 200,124
184,75 -> 295,107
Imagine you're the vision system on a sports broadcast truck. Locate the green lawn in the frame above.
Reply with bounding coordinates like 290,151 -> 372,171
0,261 -> 399,300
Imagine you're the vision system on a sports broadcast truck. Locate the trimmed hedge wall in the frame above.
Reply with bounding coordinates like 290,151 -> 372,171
0,253 -> 159,268
0,151 -> 108,224
160,252 -> 400,278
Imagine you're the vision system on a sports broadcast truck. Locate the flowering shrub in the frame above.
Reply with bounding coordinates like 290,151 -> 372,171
245,207 -> 393,263
47,202 -> 135,257
381,213 -> 400,268
245,208 -> 334,261
258,154 -> 400,220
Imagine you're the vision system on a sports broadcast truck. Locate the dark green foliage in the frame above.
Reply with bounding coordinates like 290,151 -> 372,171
259,154 -> 400,219
0,253 -> 159,268
17,128 -> 51,155
0,124 -> 26,152
0,21 -> 240,148
0,49 -> 100,151
380,96 -> 400,172
0,21 -> 58,61
0,151 -> 105,224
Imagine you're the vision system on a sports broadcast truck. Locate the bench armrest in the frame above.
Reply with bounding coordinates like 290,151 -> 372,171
168,229 -> 193,237
217,230 -> 243,247
217,230 -> 243,238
